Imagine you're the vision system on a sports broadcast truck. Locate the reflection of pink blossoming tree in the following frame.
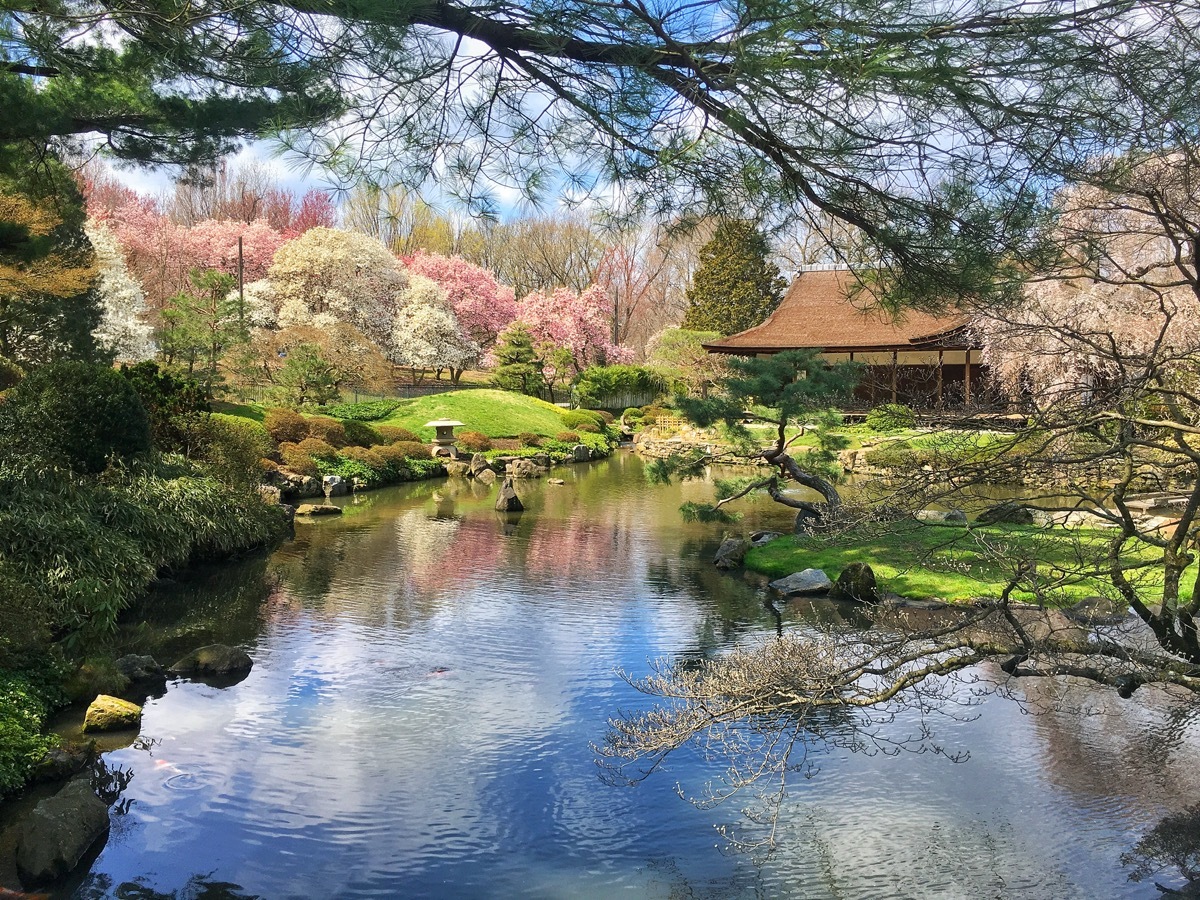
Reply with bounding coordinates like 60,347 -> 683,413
404,251 -> 517,357
517,285 -> 633,377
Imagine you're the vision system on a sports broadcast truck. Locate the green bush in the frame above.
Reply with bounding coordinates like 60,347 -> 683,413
866,403 -> 917,433
305,416 -> 347,448
121,361 -> 210,454
377,425 -> 423,444
622,407 -> 644,420
0,671 -> 59,795
556,431 -> 580,443
297,437 -> 338,461
264,408 -> 309,444
0,356 -> 23,392
323,399 -> 401,421
391,441 -> 432,460
458,430 -> 492,452
0,361 -> 152,474
518,432 -> 542,448
341,419 -> 384,448
197,414 -> 275,486
572,365 -> 667,409
403,458 -> 446,479
560,409 -> 605,430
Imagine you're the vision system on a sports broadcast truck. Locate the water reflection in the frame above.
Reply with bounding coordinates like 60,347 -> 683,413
35,453 -> 1198,898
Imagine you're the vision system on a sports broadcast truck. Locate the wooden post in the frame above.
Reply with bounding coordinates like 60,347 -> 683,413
891,350 -> 898,404
964,348 -> 972,406
937,349 -> 944,409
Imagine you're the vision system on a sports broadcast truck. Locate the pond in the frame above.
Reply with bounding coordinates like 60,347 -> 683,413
27,453 -> 1200,897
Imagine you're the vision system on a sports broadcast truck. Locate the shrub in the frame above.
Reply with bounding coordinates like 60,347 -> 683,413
556,431 -> 580,443
866,403 -> 917,433
0,361 -> 151,474
197,414 -> 275,487
297,437 -> 338,460
305,416 -> 347,448
572,364 -> 667,409
341,419 -> 384,448
560,409 -> 605,430
264,408 -> 309,444
403,458 -> 446,479
391,441 -> 432,460
279,442 -> 319,476
377,425 -> 423,444
0,356 -> 22,392
519,432 -> 543,448
0,671 -> 58,795
457,430 -> 492,452
595,410 -> 615,424
323,399 -> 401,421
340,445 -> 387,470
623,407 -> 645,420
121,361 -> 210,454
576,423 -> 601,434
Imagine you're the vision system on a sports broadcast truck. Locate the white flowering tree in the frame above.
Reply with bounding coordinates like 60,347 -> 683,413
254,227 -> 409,349
85,220 -> 155,362
388,274 -> 479,383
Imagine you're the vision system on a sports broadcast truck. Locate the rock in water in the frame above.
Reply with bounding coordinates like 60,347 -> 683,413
713,538 -> 748,570
495,477 -> 525,512
115,654 -> 166,691
829,562 -> 880,604
469,453 -> 491,477
15,776 -> 111,887
976,501 -> 1035,526
476,468 -> 497,485
82,695 -> 142,733
572,444 -> 591,462
169,644 -> 254,678
295,503 -> 342,517
507,457 -> 544,479
322,474 -> 349,497
769,568 -> 833,596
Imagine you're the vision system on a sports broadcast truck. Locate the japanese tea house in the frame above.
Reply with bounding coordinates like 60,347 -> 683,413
701,266 -> 986,409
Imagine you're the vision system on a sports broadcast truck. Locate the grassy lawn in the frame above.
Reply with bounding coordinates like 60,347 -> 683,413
210,401 -> 266,422
374,389 -> 571,439
745,520 -> 1188,605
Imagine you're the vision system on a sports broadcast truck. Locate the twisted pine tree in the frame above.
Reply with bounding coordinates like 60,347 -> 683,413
682,220 -> 787,337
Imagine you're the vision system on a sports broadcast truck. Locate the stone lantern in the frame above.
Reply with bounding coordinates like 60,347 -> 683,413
425,419 -> 465,458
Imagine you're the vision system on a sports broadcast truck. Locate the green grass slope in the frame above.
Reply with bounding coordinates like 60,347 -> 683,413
376,390 -> 570,438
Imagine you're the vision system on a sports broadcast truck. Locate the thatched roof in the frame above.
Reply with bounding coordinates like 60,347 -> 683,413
702,268 -> 976,355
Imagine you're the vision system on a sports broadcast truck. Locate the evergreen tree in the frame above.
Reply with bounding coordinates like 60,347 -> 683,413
682,221 -> 786,337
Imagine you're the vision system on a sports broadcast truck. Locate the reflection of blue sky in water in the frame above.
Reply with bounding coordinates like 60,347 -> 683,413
74,456 -> 1200,899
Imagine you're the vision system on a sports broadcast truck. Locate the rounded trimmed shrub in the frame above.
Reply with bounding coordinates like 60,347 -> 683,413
622,407 -> 644,421
377,425 -> 423,444
556,431 -> 580,443
391,441 -> 432,460
457,430 -> 492,452
0,361 -> 151,474
297,437 -> 338,461
518,432 -> 542,448
576,423 -> 601,434
198,414 -> 275,486
264,408 -> 309,444
341,445 -> 387,470
305,416 -> 347,448
341,419 -> 384,448
278,442 -> 319,477
560,409 -> 605,430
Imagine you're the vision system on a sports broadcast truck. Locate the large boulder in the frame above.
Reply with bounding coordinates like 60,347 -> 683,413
476,468 -> 497,486
915,508 -> 967,525
750,531 -> 784,547
713,537 -> 748,570
295,503 -> 342,517
115,654 -> 165,687
507,457 -> 544,479
169,644 -> 254,679
277,470 -> 322,500
444,459 -> 471,477
15,776 -> 111,887
769,568 -> 833,596
572,444 -> 592,462
976,501 -> 1035,526
829,562 -> 880,604
469,453 -> 492,477
82,695 -> 142,733
495,476 -> 525,512
533,452 -> 552,468
32,742 -> 96,784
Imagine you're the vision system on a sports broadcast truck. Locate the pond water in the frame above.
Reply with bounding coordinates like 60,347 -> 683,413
28,453 -> 1200,897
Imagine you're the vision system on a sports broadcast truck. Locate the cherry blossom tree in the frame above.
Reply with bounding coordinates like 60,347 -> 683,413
403,251 -> 517,354
85,220 -> 155,363
516,285 -> 633,378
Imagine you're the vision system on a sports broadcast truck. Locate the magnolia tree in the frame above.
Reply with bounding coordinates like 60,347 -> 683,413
403,250 -> 517,353
248,227 -> 409,350
388,273 -> 479,382
85,220 -> 155,363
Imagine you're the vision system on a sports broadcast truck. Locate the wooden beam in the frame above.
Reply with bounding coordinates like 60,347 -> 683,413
937,349 -> 944,410
964,348 -> 972,405
891,350 -> 898,404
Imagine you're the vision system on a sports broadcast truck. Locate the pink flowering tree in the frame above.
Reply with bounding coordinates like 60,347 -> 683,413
403,251 -> 517,359
515,285 -> 633,378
